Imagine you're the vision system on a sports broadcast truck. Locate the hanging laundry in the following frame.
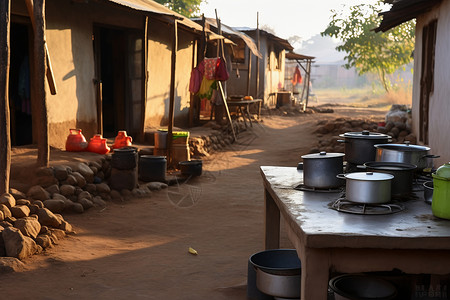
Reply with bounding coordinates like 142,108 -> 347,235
292,65 -> 302,86
198,77 -> 217,101
215,58 -> 229,81
189,60 -> 205,94
204,58 -> 219,80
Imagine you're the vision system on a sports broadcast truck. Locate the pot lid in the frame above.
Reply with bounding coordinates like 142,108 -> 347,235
345,172 -> 394,181
301,151 -> 345,159
433,162 -> 450,180
339,130 -> 391,139
363,161 -> 417,171
374,141 -> 430,152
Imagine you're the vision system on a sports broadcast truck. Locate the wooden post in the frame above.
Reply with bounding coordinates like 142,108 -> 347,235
25,0 -> 56,95
0,0 -> 11,194
139,15 -> 148,142
246,48 -> 252,96
167,20 -> 178,167
34,0 -> 49,167
256,12 -> 260,98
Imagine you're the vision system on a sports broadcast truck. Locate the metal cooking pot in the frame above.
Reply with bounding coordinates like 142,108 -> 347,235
338,130 -> 391,165
362,162 -> 417,197
374,141 -> 439,171
329,274 -> 397,300
423,181 -> 433,204
301,151 -> 345,188
249,249 -> 301,299
337,172 -> 394,204
178,160 -> 202,177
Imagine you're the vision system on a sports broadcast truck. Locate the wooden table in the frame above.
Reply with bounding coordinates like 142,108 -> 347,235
260,166 -> 450,299
226,99 -> 262,128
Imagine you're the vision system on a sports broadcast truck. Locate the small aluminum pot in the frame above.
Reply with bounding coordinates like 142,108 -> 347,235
338,172 -> 394,204
362,162 -> 417,197
301,151 -> 345,188
338,130 -> 391,165
374,141 -> 439,171
423,181 -> 433,204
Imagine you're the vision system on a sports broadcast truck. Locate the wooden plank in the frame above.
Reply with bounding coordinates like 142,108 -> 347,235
0,0 -> 11,194
33,0 -> 49,167
167,20 -> 178,167
139,15 -> 148,142
25,0 -> 56,95
93,26 -> 102,135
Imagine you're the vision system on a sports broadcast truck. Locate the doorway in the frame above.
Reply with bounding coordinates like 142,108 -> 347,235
9,22 -> 33,146
94,26 -> 143,139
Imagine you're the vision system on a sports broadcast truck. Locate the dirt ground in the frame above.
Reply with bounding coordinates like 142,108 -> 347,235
0,105 -> 387,300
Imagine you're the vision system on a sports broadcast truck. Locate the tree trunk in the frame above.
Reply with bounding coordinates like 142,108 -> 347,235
0,0 -> 11,194
34,0 -> 49,167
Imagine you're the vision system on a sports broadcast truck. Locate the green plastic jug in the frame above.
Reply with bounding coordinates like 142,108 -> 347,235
432,162 -> 450,219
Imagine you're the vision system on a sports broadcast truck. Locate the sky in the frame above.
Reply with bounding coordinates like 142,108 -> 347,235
199,0 -> 380,46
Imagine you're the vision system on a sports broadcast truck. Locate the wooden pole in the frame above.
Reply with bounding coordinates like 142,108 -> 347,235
218,82 -> 236,142
167,20 -> 178,167
246,47 -> 252,96
25,0 -> 56,95
0,0 -> 11,194
256,12 -> 260,98
34,0 -> 49,167
139,15 -> 148,142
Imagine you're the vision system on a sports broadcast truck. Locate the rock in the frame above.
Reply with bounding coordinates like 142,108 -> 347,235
78,191 -> 93,202
29,204 -> 40,215
146,182 -> 168,191
14,217 -> 41,239
89,161 -> 102,170
71,203 -> 84,214
52,193 -> 67,201
62,174 -> 78,186
110,190 -> 122,201
96,171 -> 105,180
0,210 -> 4,221
27,186 -> 50,201
390,127 -> 400,138
72,172 -> 86,188
37,208 -> 62,228
84,183 -> 97,194
75,187 -> 83,196
43,199 -> 66,214
60,185 -> 76,197
33,200 -> 44,208
74,163 -> 94,183
404,133 -> 417,144
3,227 -> 39,260
0,193 -> 16,208
9,188 -> 26,200
92,196 -> 106,207
16,199 -> 31,206
59,220 -> 74,233
35,234 -> 53,249
53,165 -> 71,181
49,228 -> 66,241
0,257 -> 26,273
90,166 -> 99,175
93,176 -> 102,184
5,216 -> 16,224
0,204 -> 12,219
78,198 -> 94,210
96,183 -> 111,194
10,205 -> 30,218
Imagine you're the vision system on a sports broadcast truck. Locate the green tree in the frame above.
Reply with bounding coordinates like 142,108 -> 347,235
321,1 -> 415,91
155,0 -> 204,18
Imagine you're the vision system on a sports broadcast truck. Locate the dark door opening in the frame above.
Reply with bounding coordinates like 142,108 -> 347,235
95,26 -> 143,139
9,22 -> 32,146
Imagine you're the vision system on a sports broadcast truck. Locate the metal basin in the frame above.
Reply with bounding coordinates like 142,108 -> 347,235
329,274 -> 397,300
249,249 -> 301,298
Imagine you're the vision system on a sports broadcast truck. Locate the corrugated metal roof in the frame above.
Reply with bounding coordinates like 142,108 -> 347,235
375,0 -> 442,32
104,0 -> 224,40
234,27 -> 294,51
192,17 -> 262,58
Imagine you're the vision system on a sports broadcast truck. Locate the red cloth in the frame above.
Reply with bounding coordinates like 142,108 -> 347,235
292,66 -> 302,85
215,58 -> 229,81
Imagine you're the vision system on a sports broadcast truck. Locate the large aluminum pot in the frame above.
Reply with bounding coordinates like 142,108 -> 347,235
338,172 -> 394,204
362,162 -> 417,197
249,249 -> 301,299
301,151 -> 345,188
329,274 -> 397,300
338,130 -> 391,165
374,141 -> 439,171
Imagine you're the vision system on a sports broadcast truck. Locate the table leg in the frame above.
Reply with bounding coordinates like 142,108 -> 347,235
238,106 -> 248,128
264,188 -> 280,250
300,247 -> 330,300
245,104 -> 253,127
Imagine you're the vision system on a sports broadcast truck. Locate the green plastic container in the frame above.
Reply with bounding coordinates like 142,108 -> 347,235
431,162 -> 450,219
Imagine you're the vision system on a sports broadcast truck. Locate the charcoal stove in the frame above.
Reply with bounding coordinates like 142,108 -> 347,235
331,198 -> 405,215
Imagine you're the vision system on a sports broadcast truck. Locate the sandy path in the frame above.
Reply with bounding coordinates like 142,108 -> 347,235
0,107 -> 386,299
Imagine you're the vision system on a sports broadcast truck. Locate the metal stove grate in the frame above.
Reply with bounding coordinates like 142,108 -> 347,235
294,184 -> 343,193
331,198 -> 405,215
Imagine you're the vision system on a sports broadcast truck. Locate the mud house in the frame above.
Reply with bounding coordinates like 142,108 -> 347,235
376,0 -> 449,166
6,0 -> 225,149
227,27 -> 295,108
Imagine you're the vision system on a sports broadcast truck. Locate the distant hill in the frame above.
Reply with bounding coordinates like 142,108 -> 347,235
295,34 -> 345,64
